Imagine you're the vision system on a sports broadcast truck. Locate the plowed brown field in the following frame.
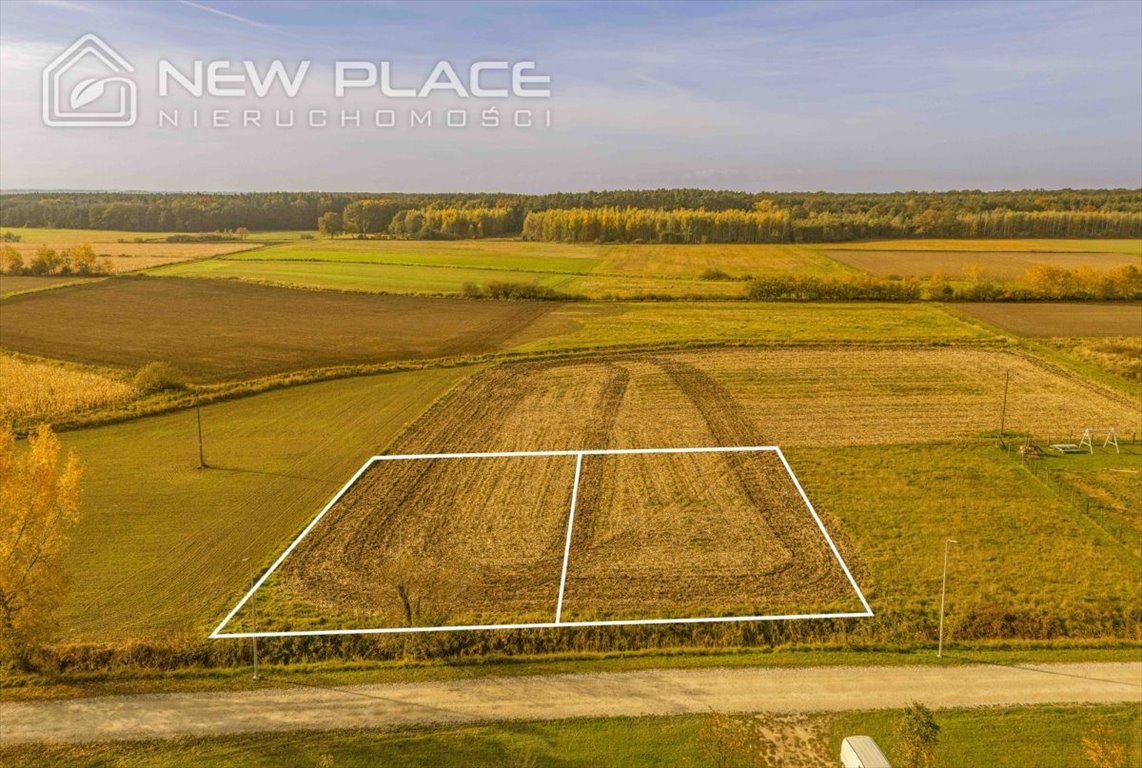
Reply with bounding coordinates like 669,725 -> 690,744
264,346 -> 1138,630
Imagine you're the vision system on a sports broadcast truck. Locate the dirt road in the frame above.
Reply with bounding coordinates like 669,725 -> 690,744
2,662 -> 1139,744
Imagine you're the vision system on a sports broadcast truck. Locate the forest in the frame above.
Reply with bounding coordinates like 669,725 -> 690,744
1,188 -> 1140,242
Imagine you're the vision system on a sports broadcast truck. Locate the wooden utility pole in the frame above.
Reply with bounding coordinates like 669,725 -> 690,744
196,404 -> 207,469
997,370 -> 1010,448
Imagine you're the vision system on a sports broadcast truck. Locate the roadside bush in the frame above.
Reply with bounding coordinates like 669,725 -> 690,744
699,268 -> 734,281
479,281 -> 573,301
746,276 -> 921,301
133,362 -> 187,394
162,233 -> 240,243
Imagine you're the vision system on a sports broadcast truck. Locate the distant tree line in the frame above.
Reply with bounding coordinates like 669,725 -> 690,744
1,188 -> 1139,241
523,206 -> 1142,243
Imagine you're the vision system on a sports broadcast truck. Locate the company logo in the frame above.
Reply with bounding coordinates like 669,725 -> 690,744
40,34 -> 552,132
42,34 -> 137,127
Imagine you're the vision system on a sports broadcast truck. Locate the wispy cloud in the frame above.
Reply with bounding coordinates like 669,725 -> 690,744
177,1 -> 277,31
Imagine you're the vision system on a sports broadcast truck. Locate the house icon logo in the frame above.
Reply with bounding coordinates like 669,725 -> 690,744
42,34 -> 137,127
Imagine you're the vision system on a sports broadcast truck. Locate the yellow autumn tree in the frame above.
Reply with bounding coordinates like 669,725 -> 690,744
0,424 -> 82,667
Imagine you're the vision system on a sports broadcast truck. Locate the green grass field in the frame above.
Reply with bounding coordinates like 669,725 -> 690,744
154,256 -> 583,294
515,301 -> 993,353
828,704 -> 1142,768
52,366 -> 474,641
224,238 -> 604,273
788,443 -> 1142,641
151,238 -> 856,297
2,704 -> 1136,767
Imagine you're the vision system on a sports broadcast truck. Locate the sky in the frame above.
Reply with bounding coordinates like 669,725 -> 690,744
1,0 -> 1140,193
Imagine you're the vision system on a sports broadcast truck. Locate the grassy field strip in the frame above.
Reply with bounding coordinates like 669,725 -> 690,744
0,695 -> 1137,767
219,255 -> 600,278
514,302 -> 995,354
221,239 -> 603,274
150,258 -> 584,294
1,705 -> 1134,767
825,248 -> 1141,281
52,367 -> 475,641
813,239 -> 1142,255
152,255 -> 750,297
147,238 -> 865,296
217,252 -> 773,284
0,275 -> 104,298
7,645 -> 1139,702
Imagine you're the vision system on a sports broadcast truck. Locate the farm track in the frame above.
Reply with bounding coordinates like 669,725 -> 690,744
657,358 -> 848,597
4,662 -> 1139,744
565,363 -> 631,549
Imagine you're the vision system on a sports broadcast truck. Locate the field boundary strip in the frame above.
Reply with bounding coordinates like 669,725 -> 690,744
209,446 -> 873,639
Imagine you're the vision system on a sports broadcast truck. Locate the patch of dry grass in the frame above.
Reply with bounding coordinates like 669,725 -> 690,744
0,354 -> 137,423
1053,337 -> 1142,381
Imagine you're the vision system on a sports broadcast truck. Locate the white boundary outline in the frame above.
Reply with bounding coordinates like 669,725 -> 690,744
210,446 -> 873,639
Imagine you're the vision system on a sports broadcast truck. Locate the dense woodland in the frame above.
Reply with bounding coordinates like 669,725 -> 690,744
1,189 -> 1140,242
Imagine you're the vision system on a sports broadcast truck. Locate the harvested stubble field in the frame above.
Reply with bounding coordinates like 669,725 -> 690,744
266,354 -> 866,631
0,276 -> 558,381
273,455 -> 579,629
261,344 -> 1135,631
953,302 -> 1142,338
370,347 -> 1138,451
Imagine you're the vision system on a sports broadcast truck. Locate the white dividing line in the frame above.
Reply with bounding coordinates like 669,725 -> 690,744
210,445 -> 873,639
208,457 -> 378,639
369,446 -> 778,461
554,452 -> 584,623
212,611 -> 875,639
773,447 -> 874,618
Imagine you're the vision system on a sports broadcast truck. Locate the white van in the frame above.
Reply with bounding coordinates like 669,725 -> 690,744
840,735 -> 891,768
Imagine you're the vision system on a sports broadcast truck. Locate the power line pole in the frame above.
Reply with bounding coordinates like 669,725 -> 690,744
997,370 -> 1010,448
938,539 -> 958,658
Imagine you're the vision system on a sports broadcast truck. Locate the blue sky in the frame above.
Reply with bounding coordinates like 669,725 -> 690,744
1,0 -> 1139,192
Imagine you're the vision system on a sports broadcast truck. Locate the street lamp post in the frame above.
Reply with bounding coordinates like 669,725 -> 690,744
251,570 -> 260,681
242,557 -> 260,680
938,539 -> 958,658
